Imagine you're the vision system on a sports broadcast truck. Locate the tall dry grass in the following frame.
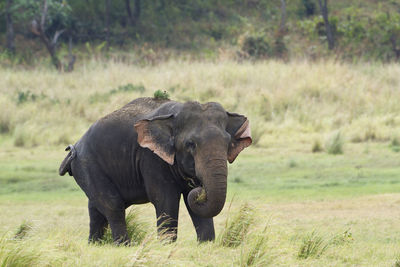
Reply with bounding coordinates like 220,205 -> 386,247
1,60 -> 400,148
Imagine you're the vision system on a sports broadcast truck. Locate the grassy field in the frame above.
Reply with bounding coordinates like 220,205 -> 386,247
1,60 -> 400,266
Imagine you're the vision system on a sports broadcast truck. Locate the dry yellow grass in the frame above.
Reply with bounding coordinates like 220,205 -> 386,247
1,59 -> 400,148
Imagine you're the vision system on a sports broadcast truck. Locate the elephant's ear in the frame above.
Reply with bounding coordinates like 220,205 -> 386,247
226,112 -> 252,163
134,114 -> 175,165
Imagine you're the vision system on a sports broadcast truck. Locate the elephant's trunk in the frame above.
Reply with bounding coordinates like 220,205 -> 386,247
188,150 -> 227,218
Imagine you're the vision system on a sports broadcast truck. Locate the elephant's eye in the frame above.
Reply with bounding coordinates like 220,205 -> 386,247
185,140 -> 196,151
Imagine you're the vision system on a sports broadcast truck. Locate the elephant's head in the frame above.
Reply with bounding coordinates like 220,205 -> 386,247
134,101 -> 252,218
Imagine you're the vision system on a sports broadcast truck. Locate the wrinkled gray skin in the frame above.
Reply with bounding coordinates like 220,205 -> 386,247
59,97 -> 252,243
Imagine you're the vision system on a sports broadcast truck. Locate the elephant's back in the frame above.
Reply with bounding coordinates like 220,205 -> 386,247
78,97 -> 173,154
102,97 -> 171,123
74,98 -> 172,182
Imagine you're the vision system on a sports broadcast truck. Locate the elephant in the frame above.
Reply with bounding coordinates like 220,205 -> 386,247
59,97 -> 252,243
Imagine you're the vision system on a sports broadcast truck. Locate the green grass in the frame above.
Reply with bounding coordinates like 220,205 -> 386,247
298,230 -> 329,259
0,143 -> 399,266
219,203 -> 254,248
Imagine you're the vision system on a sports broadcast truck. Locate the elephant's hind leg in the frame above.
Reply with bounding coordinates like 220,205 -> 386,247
88,201 -> 108,243
106,207 -> 129,244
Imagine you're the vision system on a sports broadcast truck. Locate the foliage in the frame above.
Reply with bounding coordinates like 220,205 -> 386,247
302,0 -> 316,17
2,0 -> 400,62
153,90 -> 169,100
299,8 -> 400,60
238,33 -> 271,59
12,0 -> 72,33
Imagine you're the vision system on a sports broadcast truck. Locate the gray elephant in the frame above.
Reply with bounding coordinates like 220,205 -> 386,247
59,97 -> 252,243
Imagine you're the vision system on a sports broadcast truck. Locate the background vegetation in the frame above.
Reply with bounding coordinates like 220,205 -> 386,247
1,0 -> 400,69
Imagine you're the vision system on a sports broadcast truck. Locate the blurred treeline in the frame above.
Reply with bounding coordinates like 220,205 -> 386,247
1,0 -> 400,69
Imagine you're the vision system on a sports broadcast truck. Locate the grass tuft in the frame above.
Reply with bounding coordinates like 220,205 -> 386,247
14,221 -> 33,239
298,230 -> 329,259
326,131 -> 344,155
0,236 -> 41,266
331,228 -> 353,245
13,127 -> 26,147
288,159 -> 297,168
219,203 -> 254,248
312,139 -> 323,153
390,136 -> 400,152
394,256 -> 400,267
153,90 -> 169,100
239,225 -> 269,266
102,208 -> 147,245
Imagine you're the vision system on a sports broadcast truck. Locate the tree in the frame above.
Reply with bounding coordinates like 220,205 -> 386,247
125,0 -> 141,26
30,0 -> 65,69
274,0 -> 288,59
105,0 -> 110,48
19,0 -> 75,71
5,0 -> 15,54
302,0 -> 316,17
317,0 -> 335,50
278,0 -> 287,35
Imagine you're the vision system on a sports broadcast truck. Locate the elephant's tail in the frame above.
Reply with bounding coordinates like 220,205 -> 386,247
59,144 -> 76,176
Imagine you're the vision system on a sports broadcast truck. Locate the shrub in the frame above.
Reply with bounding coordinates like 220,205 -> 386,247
14,221 -> 33,239
288,159 -> 297,168
0,97 -> 15,134
219,203 -> 254,248
297,0 -> 316,17
13,127 -> 27,147
238,34 -> 270,59
298,230 -> 329,259
233,176 -> 243,184
394,256 -> 400,267
15,91 -> 44,105
312,139 -> 323,153
331,229 -> 353,245
390,137 -> 400,152
325,131 -> 344,155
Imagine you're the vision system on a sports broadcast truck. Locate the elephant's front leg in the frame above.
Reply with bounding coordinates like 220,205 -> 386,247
183,193 -> 215,242
152,190 -> 181,242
